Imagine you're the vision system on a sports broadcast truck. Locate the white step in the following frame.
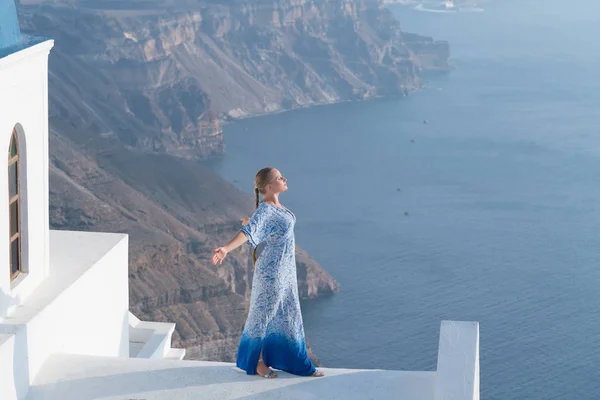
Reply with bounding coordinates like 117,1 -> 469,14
129,341 -> 145,358
128,312 -> 177,359
165,348 -> 186,360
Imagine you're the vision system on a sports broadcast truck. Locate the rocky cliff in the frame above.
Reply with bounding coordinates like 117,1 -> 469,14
17,0 -> 448,361
21,0 -> 448,160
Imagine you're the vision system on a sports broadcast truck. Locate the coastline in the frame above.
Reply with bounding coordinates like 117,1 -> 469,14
218,69 -> 453,127
220,87 -> 421,127
220,94 -> 392,126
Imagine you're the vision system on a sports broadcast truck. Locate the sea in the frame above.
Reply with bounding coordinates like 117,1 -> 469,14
205,0 -> 600,398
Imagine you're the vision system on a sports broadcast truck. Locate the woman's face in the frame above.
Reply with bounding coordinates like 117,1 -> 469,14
267,169 -> 288,194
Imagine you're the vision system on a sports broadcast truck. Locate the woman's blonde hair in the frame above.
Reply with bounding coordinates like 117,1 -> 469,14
252,167 -> 275,266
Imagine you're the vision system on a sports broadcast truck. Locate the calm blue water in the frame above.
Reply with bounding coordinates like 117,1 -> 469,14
206,0 -> 600,398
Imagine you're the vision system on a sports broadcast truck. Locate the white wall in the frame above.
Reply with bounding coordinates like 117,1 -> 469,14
0,231 -> 130,400
26,232 -> 130,370
0,40 -> 54,317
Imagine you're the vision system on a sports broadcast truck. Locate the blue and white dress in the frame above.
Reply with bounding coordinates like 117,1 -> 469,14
237,202 -> 316,376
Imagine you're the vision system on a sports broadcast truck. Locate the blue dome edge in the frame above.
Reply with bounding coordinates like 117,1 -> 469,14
0,0 -> 21,49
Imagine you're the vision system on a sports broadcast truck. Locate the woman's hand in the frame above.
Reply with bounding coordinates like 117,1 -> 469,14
240,217 -> 250,226
212,247 -> 228,265
210,231 -> 250,265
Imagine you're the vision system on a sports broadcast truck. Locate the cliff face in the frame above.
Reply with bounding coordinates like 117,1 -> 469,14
21,0 -> 448,160
17,0 -> 448,361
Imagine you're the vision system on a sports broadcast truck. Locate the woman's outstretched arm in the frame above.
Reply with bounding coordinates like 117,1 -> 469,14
212,219 -> 250,265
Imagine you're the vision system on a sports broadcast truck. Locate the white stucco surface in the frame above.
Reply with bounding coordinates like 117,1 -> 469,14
26,354 -> 437,400
0,230 -> 129,400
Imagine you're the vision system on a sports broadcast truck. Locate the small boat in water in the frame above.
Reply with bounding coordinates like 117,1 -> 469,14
417,0 -> 473,13
431,0 -> 458,11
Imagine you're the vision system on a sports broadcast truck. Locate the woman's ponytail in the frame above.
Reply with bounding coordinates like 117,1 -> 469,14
252,187 -> 260,268
251,167 -> 273,271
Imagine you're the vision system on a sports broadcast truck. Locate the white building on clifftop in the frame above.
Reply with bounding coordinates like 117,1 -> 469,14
0,1 -> 480,398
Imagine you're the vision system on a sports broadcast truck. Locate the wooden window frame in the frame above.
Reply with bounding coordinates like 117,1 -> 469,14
9,129 -> 21,281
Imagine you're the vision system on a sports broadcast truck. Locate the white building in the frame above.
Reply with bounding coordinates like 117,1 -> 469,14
0,1 -> 480,398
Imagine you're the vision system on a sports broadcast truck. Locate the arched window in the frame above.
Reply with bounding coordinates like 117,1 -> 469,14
9,129 -> 21,281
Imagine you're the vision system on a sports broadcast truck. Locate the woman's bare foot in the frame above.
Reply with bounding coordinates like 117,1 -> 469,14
256,359 -> 277,378
311,369 -> 325,377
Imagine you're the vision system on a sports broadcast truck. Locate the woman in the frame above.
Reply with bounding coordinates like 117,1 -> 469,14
212,167 -> 324,379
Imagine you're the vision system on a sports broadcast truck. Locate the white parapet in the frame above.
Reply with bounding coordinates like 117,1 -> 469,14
435,320 -> 480,400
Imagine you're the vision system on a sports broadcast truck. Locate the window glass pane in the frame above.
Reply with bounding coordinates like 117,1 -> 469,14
11,238 -> 20,276
10,201 -> 18,237
10,135 -> 17,158
9,162 -> 17,198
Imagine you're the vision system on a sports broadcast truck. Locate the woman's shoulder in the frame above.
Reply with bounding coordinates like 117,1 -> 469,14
255,202 -> 274,215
